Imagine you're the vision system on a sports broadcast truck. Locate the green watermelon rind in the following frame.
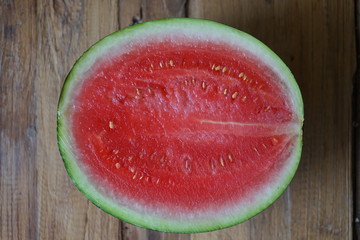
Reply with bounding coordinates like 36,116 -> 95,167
57,18 -> 303,233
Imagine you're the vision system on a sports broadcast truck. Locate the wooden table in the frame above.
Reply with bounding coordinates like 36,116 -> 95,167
1,0 -> 356,239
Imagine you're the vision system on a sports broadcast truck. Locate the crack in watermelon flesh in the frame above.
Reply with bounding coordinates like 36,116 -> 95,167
69,40 -> 301,214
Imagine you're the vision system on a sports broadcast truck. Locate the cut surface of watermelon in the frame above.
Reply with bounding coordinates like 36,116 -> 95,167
57,18 -> 303,233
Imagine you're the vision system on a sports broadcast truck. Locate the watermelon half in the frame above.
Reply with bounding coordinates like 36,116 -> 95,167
57,18 -> 303,233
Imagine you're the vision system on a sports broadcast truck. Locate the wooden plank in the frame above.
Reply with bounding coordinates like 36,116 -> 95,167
119,0 -> 142,27
188,0 -> 355,239
354,1 -> 360,238
36,0 -> 121,239
0,1 -> 38,240
140,0 -> 187,20
118,1 -> 190,239
119,0 -> 187,27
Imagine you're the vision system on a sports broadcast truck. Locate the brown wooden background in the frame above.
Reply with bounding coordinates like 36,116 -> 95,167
0,0 -> 356,239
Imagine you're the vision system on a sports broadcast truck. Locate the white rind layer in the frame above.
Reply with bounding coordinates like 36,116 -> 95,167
57,18 -> 303,233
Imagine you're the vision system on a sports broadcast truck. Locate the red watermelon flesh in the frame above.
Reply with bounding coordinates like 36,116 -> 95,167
58,18 -> 303,232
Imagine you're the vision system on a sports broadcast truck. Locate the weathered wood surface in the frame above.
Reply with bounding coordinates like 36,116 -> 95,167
0,0 -> 355,239
355,1 -> 360,238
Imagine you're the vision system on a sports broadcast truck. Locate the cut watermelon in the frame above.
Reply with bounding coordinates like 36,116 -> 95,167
57,18 -> 303,233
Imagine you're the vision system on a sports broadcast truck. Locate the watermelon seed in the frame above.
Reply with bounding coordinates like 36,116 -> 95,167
145,176 -> 149,182
223,89 -> 228,95
129,167 -> 135,173
115,163 -> 121,169
169,60 -> 174,66
211,64 -> 216,70
109,121 -> 114,129
249,79 -> 253,84
202,82 -> 206,89
222,67 -> 227,73
156,179 -> 160,184
243,75 -> 247,81
147,87 -> 153,94
150,64 -> 154,69
128,156 -> 133,162
215,65 -> 221,71
228,154 -> 234,162
159,62 -> 163,68
228,68 -> 232,74
160,155 -> 166,164
185,160 -> 189,169
242,96 -> 247,102
258,84 -> 264,89
239,72 -> 244,78
262,143 -> 267,149
210,159 -> 216,171
184,80 -> 189,86
136,88 -> 141,96
220,156 -> 225,167
192,78 -> 196,84
133,172 -> 138,179
113,150 -> 119,154
253,147 -> 260,156
272,137 -> 279,144
264,106 -> 271,112
139,174 -> 144,180
231,92 -> 238,99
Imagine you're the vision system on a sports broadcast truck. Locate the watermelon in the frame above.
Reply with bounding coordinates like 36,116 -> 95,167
57,18 -> 303,233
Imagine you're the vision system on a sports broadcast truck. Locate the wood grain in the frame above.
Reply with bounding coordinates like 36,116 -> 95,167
354,2 -> 360,239
36,0 -> 121,239
0,0 -> 355,239
0,1 -> 38,239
